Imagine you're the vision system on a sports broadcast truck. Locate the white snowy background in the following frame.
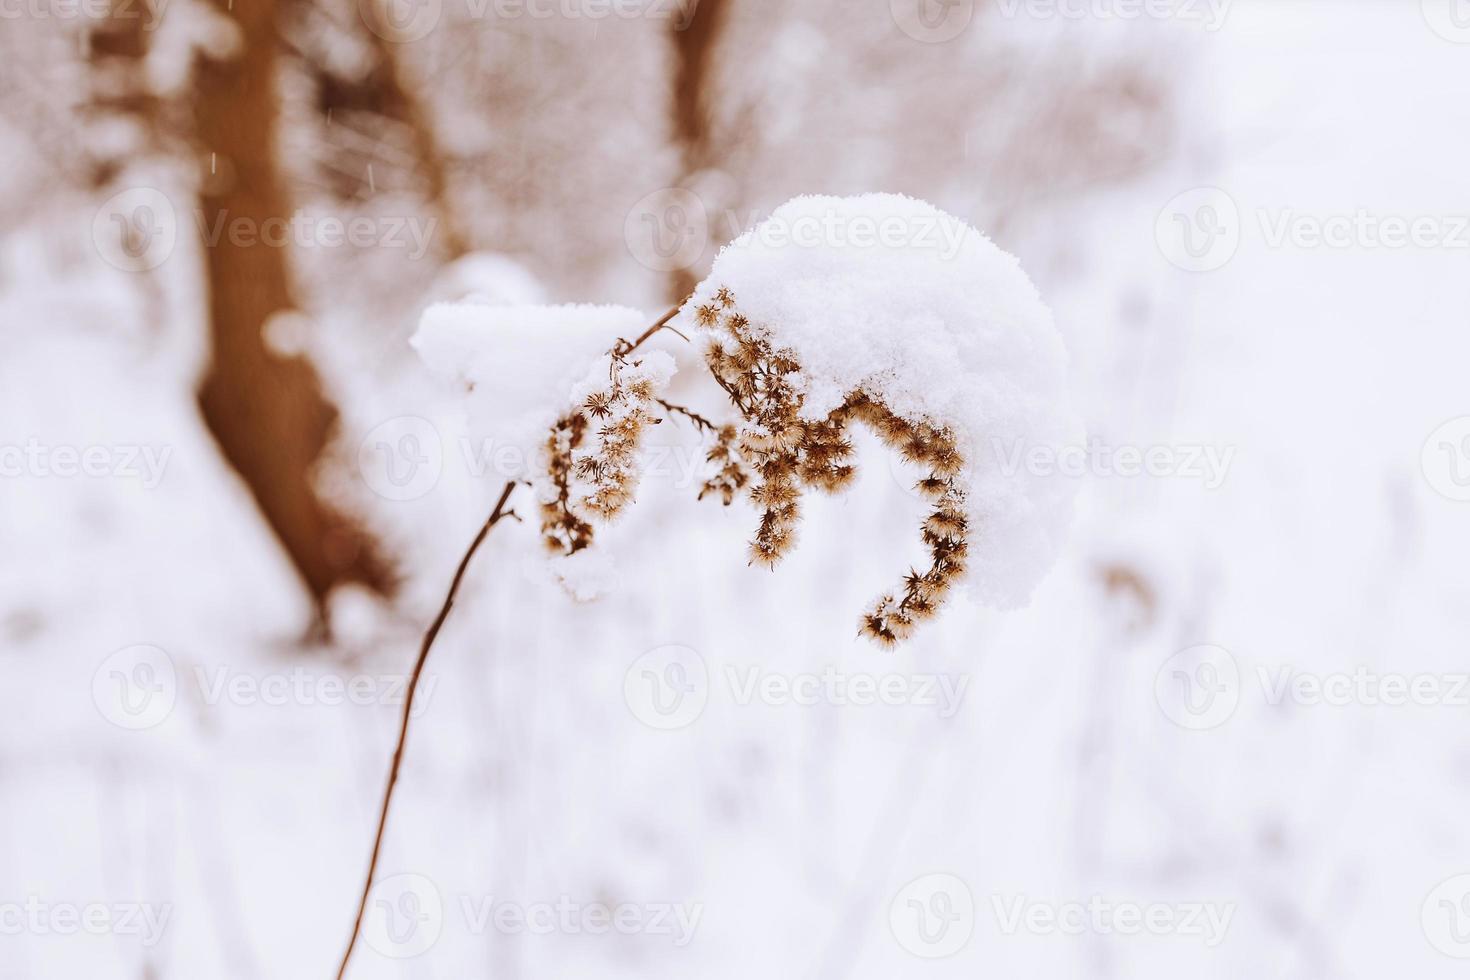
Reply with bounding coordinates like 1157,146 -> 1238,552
4,1 -> 1470,977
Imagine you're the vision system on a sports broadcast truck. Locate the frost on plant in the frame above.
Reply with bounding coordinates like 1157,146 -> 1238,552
692,290 -> 974,642
412,303 -> 674,593
413,194 -> 1079,643
544,343 -> 675,545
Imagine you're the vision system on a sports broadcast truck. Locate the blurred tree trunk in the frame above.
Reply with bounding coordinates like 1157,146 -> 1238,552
193,0 -> 391,617
669,0 -> 728,301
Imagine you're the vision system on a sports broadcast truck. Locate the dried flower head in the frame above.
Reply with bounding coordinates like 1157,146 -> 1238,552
522,290 -> 976,643
692,287 -> 971,644
537,342 -> 673,554
416,196 -> 1078,647
540,412 -> 595,555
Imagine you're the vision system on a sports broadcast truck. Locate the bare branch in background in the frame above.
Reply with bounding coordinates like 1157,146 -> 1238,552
288,0 -> 468,257
83,0 -> 162,188
668,0 -> 729,301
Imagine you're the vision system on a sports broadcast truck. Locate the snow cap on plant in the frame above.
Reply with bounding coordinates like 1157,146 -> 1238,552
412,303 -> 664,482
413,303 -> 678,594
677,193 -> 1080,635
413,194 -> 1078,642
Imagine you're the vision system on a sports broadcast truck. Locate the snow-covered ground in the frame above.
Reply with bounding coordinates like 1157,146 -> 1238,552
4,2 -> 1470,978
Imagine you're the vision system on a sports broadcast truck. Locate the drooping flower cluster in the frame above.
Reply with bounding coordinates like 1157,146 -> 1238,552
540,412 -> 594,555
696,288 -> 848,566
573,361 -> 662,521
842,394 -> 970,645
697,424 -> 750,506
538,343 -> 674,554
694,288 -> 971,645
415,195 -> 1079,643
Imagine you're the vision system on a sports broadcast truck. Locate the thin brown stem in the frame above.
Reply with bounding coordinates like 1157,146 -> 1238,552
335,480 -> 518,980
337,305 -> 692,977
614,305 -> 687,359
655,398 -> 718,434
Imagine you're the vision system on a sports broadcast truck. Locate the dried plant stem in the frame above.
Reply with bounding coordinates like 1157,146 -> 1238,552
615,306 -> 684,358
539,306 -> 692,553
337,306 -> 689,978
656,398 -> 718,434
335,480 -> 517,980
